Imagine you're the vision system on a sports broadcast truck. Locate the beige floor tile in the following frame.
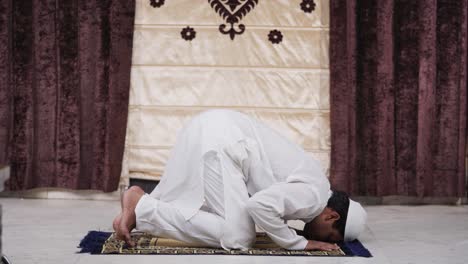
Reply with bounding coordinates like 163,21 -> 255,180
1,198 -> 467,264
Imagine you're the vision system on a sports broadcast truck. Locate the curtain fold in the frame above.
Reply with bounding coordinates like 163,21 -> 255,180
330,0 -> 467,197
0,0 -> 11,166
0,0 -> 135,192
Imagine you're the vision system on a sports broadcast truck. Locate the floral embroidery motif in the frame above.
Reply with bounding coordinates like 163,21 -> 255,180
181,26 -> 196,41
268,30 -> 283,44
150,0 -> 165,8
208,0 -> 259,40
300,0 -> 316,13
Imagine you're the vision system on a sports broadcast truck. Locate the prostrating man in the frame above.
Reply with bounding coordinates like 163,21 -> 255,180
113,109 -> 367,251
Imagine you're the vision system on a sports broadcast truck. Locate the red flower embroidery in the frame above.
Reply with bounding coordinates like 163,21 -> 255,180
268,30 -> 283,44
150,0 -> 165,8
181,26 -> 196,41
300,0 -> 316,13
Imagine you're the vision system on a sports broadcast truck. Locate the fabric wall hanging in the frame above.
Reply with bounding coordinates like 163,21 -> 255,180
122,0 -> 330,183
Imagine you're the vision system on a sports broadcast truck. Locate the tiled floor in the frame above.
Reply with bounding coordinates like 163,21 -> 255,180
1,198 -> 467,264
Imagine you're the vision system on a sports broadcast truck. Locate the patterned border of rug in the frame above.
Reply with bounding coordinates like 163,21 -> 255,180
78,231 -> 372,257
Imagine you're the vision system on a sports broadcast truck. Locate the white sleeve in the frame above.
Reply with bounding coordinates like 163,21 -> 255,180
246,182 -> 322,250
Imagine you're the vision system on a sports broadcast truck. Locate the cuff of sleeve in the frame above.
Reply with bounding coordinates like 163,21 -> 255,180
134,193 -> 156,232
289,237 -> 308,251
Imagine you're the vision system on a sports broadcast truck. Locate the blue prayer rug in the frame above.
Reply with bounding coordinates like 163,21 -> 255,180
78,231 -> 371,257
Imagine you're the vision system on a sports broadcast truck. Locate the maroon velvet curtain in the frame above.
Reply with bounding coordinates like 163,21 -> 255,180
0,0 -> 135,192
330,0 -> 467,197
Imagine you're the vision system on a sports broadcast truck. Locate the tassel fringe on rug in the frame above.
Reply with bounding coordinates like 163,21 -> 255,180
78,231 -> 372,257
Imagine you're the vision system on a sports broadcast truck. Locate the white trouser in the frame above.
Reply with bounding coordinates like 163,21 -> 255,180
135,151 -> 256,250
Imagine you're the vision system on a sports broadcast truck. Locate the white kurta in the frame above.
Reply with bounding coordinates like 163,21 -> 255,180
135,109 -> 331,250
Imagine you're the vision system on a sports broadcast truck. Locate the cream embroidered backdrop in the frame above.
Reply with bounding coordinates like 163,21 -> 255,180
121,0 -> 330,184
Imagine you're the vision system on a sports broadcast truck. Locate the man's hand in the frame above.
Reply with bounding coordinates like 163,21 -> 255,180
304,240 -> 339,251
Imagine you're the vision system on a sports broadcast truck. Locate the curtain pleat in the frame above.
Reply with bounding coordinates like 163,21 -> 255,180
0,0 -> 10,166
330,0 -> 358,194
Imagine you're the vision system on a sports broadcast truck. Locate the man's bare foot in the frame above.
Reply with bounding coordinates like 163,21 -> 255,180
112,187 -> 126,232
113,213 -> 122,232
116,186 -> 145,247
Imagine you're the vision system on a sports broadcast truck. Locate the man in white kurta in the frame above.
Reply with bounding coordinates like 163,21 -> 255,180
115,109 -> 366,251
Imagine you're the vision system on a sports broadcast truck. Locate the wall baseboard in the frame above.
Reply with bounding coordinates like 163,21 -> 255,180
0,187 -> 120,201
353,195 -> 468,206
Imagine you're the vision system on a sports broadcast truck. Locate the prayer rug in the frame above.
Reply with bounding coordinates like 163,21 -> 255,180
78,231 -> 372,257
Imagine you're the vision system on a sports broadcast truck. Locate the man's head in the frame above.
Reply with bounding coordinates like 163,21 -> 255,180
303,190 -> 366,242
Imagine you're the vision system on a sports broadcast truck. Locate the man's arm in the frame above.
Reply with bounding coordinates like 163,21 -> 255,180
246,182 -> 334,250
246,182 -> 308,250
292,228 -> 340,251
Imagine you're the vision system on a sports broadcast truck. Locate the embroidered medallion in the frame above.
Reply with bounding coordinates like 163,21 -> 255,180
150,0 -> 165,8
181,26 -> 197,41
268,30 -> 283,44
300,0 -> 316,13
208,0 -> 259,40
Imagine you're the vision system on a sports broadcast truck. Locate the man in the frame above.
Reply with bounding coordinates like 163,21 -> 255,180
113,109 -> 367,251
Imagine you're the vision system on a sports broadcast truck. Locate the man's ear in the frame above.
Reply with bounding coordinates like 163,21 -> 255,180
325,210 -> 340,222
